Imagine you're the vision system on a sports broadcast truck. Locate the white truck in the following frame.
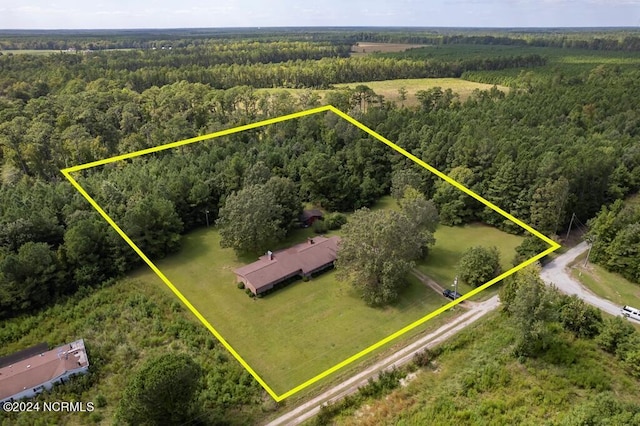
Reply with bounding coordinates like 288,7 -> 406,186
621,305 -> 640,321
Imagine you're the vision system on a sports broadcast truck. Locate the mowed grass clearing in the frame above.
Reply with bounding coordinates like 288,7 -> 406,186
131,226 -> 445,395
570,253 -> 640,309
416,223 -> 525,296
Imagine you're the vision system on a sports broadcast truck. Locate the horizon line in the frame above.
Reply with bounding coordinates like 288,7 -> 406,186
1,25 -> 639,32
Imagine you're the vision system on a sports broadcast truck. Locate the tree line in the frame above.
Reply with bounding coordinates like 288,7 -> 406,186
2,29 -> 639,51
0,50 -> 546,95
587,199 -> 640,283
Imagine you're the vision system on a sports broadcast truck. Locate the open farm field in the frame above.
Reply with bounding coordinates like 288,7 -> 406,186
257,77 -> 507,107
378,44 -> 640,65
350,42 -> 429,56
333,78 -> 508,106
0,49 -> 66,55
377,44 -> 640,86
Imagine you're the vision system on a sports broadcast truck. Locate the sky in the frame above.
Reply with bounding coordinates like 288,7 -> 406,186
0,0 -> 639,29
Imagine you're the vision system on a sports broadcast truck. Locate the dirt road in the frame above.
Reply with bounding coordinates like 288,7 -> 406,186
539,242 -> 624,317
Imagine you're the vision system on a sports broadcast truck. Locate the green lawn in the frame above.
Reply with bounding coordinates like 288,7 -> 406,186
130,216 -> 525,394
416,223 -> 524,296
132,226 -> 445,395
570,253 -> 640,309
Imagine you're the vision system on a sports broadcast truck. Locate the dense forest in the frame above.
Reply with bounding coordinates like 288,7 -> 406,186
1,33 -> 640,317
2,27 -> 640,51
1,29 -> 640,424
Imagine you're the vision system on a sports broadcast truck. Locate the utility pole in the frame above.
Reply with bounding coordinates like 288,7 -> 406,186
584,241 -> 593,267
565,212 -> 575,241
453,275 -> 459,299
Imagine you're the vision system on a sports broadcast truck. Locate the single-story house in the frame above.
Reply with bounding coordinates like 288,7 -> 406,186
299,209 -> 324,227
234,235 -> 341,295
0,339 -> 90,404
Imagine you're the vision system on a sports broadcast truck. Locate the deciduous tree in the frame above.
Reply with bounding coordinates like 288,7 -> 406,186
216,184 -> 285,254
503,267 -> 559,357
457,246 -> 501,288
398,186 -> 439,233
336,208 -> 434,306
115,353 -> 203,426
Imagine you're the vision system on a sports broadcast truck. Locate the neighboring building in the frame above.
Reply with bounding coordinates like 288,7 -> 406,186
0,339 -> 90,404
300,209 -> 324,227
234,235 -> 341,295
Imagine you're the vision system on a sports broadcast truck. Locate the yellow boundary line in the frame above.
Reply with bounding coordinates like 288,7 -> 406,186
61,105 -> 561,402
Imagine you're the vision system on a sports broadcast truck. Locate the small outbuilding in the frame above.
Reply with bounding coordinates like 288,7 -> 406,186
234,235 -> 341,295
299,209 -> 324,227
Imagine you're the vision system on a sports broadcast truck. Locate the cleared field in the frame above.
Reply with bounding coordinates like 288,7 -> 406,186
0,49 -> 66,55
257,78 -> 507,108
334,78 -> 508,106
132,226 -> 445,395
350,42 -> 428,56
415,223 -> 524,296
570,253 -> 640,309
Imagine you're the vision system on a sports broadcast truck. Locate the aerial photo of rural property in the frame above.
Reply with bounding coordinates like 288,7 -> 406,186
1,1 -> 640,425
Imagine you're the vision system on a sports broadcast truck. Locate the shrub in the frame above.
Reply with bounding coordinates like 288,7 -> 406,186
558,294 -> 603,338
622,349 -> 640,378
312,219 -> 328,233
457,246 -> 501,288
596,316 -> 635,354
89,412 -> 104,423
414,348 -> 437,367
325,212 -> 348,230
237,282 -> 245,289
245,288 -> 254,297
302,275 -> 310,282
95,394 -> 107,408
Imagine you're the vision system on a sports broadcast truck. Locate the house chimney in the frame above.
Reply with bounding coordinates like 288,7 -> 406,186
267,250 -> 273,260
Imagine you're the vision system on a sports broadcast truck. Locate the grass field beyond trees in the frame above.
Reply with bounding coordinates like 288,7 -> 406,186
257,77 -> 506,108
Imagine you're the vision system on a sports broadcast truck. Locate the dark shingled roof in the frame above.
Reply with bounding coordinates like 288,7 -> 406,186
300,209 -> 323,221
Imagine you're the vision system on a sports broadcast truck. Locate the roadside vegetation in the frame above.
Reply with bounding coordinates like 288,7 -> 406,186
312,267 -> 640,425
